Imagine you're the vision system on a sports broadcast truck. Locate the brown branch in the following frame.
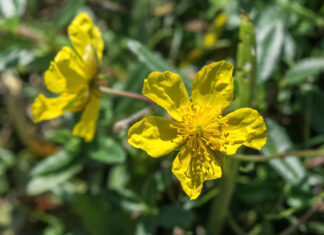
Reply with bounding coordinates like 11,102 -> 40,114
113,107 -> 151,132
98,86 -> 155,104
279,200 -> 323,235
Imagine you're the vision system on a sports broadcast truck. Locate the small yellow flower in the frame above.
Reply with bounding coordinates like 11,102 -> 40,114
203,13 -> 227,48
31,12 -> 104,142
128,61 -> 267,199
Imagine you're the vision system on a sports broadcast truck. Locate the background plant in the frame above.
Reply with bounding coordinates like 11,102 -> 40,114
0,0 -> 323,234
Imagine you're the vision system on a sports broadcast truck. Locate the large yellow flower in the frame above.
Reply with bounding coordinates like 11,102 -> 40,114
31,13 -> 104,142
128,61 -> 267,199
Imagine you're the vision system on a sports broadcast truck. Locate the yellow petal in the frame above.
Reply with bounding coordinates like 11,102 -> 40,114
143,71 -> 190,121
172,141 -> 222,200
192,61 -> 234,112
220,108 -> 267,155
31,93 -> 81,123
203,33 -> 216,48
128,116 -> 185,157
203,13 -> 227,48
73,92 -> 100,142
45,47 -> 87,94
68,12 -> 104,60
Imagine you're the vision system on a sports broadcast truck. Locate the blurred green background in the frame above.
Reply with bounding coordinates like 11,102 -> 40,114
0,0 -> 324,234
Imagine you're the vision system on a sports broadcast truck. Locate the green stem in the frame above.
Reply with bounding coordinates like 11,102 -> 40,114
207,158 -> 240,234
229,149 -> 324,162
207,11 -> 257,234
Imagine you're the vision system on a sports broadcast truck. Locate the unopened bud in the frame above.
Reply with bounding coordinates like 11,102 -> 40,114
83,44 -> 99,80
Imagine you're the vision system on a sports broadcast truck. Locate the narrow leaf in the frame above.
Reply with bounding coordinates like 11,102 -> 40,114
0,0 -> 26,18
53,0 -> 86,28
89,138 -> 126,164
72,194 -> 110,235
283,58 -> 324,85
256,14 -> 284,82
27,164 -> 82,195
0,48 -> 35,71
30,151 -> 76,177
262,119 -> 306,185
127,39 -> 191,89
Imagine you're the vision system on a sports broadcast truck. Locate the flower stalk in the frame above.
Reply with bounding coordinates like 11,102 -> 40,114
230,149 -> 324,162
98,86 -> 154,104
207,11 -> 257,234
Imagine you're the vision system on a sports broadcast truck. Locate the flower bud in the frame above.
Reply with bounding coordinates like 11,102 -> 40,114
83,44 -> 99,80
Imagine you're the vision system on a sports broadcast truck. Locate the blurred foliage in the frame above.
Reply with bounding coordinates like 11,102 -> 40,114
0,0 -> 324,234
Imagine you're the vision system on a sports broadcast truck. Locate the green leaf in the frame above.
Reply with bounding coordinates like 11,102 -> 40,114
256,22 -> 284,82
0,148 -> 15,194
141,171 -> 165,206
89,137 -> 126,164
45,129 -> 73,144
193,188 -> 220,207
261,119 -> 306,185
283,58 -> 324,85
26,163 -> 83,195
158,205 -> 195,228
283,33 -> 296,62
0,0 -> 26,18
256,7 -> 285,82
107,165 -> 130,190
30,151 -> 77,177
98,97 -> 113,127
72,194 -> 111,235
53,0 -> 86,28
237,182 -> 279,205
277,0 -> 324,27
135,215 -> 157,235
0,148 -> 15,168
127,39 -> 191,89
72,193 -> 133,234
0,16 -> 19,32
287,189 -> 312,209
308,222 -> 324,234
0,48 -> 35,71
0,33 -> 36,51
310,89 -> 324,134
44,220 -> 64,235
104,189 -> 144,212
129,0 -> 153,41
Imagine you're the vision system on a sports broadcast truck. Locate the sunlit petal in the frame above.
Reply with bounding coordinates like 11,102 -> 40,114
128,116 -> 185,157
68,12 -> 104,60
44,47 -> 87,94
73,92 -> 100,142
143,71 -> 190,121
192,60 -> 234,112
31,93 -> 81,123
172,141 -> 222,200
220,108 -> 267,155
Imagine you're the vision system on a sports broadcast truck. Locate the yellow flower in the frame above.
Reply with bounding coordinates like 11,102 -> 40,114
128,61 -> 267,199
203,13 -> 227,48
31,12 -> 104,142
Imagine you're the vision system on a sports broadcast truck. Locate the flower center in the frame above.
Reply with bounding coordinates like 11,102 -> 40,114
196,125 -> 203,134
177,103 -> 228,153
